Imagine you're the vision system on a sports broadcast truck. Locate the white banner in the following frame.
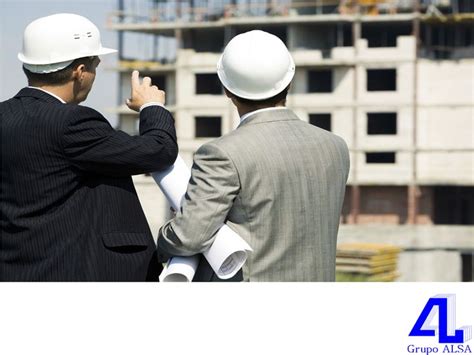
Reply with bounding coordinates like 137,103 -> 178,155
1,284 -> 472,355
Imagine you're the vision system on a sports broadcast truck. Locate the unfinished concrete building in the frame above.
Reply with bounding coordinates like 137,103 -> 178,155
107,0 -> 474,281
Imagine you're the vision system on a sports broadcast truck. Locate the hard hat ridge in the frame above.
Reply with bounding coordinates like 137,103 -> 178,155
217,30 -> 295,101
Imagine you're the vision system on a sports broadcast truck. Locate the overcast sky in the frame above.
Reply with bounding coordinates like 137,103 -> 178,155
0,0 -> 119,125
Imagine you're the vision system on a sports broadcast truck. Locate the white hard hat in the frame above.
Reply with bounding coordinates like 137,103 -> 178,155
18,13 -> 117,73
217,30 -> 295,101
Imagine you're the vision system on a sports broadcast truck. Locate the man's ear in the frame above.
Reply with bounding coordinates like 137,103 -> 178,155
72,64 -> 86,82
223,88 -> 233,99
224,88 -> 240,106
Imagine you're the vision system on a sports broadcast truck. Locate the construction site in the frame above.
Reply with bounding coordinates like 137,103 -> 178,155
106,0 -> 474,281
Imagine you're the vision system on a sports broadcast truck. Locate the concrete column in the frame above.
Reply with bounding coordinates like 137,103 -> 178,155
350,185 -> 360,224
407,185 -> 419,224
350,16 -> 361,225
408,0 -> 420,225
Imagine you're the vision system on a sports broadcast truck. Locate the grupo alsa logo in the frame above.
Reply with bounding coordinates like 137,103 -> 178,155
407,294 -> 472,354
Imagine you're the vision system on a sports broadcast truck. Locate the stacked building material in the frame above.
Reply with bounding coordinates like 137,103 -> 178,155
336,243 -> 401,281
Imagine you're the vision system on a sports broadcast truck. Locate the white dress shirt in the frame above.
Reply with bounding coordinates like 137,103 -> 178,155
239,106 -> 287,123
27,86 -> 66,104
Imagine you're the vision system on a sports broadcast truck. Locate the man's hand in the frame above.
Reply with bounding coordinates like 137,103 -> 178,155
126,70 -> 166,112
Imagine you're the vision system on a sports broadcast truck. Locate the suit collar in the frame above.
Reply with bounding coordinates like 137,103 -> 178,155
15,87 -> 65,104
240,106 -> 287,123
238,107 -> 299,128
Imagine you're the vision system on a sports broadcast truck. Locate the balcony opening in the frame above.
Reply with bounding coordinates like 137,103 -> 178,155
420,22 -> 474,60
366,152 -> 396,164
122,33 -> 176,63
367,113 -> 397,135
149,75 -> 166,92
308,69 -> 333,93
294,2 -> 338,15
195,116 -> 221,138
290,24 -> 352,52
357,186 -> 408,224
183,29 -> 224,53
309,113 -> 331,131
362,22 -> 412,47
195,74 -> 222,95
434,186 -> 474,225
234,26 -> 287,46
461,253 -> 474,282
367,69 -> 396,91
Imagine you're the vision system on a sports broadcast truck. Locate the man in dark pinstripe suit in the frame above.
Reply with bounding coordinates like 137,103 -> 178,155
0,14 -> 178,281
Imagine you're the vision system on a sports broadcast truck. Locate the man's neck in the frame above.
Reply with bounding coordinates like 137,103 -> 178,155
237,103 -> 285,118
29,84 -> 74,103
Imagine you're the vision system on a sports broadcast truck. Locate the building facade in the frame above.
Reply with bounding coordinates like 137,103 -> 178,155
108,0 -> 474,281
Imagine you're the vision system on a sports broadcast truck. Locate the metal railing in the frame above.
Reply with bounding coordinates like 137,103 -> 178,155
109,0 -> 428,25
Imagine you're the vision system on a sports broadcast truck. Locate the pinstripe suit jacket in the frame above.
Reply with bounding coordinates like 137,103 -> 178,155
0,88 -> 177,281
158,108 -> 350,281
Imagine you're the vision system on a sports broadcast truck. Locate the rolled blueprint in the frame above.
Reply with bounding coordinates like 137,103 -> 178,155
158,256 -> 200,282
152,155 -> 190,212
152,155 -> 252,281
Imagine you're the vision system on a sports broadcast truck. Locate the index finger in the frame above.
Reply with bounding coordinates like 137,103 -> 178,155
131,70 -> 140,90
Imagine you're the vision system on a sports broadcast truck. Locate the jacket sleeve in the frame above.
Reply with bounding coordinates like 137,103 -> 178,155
62,105 -> 178,176
157,142 -> 240,260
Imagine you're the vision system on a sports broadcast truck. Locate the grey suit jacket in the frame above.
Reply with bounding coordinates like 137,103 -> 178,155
158,108 -> 350,281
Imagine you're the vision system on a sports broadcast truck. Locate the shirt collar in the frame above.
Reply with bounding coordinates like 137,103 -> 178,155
240,106 -> 287,123
27,86 -> 66,104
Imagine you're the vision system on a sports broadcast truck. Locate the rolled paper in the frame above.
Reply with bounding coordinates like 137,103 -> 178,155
152,155 -> 252,282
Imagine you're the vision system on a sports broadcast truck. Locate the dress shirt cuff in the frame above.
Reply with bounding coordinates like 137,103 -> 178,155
139,102 -> 165,112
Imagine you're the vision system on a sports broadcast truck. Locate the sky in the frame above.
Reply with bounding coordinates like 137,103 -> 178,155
0,0 -> 119,126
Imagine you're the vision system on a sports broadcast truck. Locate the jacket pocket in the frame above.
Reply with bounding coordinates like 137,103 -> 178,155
102,232 -> 152,253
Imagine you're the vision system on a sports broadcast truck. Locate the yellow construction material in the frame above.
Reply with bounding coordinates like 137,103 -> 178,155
337,243 -> 402,256
336,243 -> 402,282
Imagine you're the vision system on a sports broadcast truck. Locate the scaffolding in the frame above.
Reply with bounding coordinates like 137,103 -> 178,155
109,0 -> 474,24
110,0 -> 474,62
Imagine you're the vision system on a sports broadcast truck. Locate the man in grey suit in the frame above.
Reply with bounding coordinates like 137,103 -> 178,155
157,30 -> 350,281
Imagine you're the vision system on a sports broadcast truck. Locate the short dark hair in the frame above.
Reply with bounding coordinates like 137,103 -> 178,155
230,84 -> 290,107
23,56 -> 96,86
